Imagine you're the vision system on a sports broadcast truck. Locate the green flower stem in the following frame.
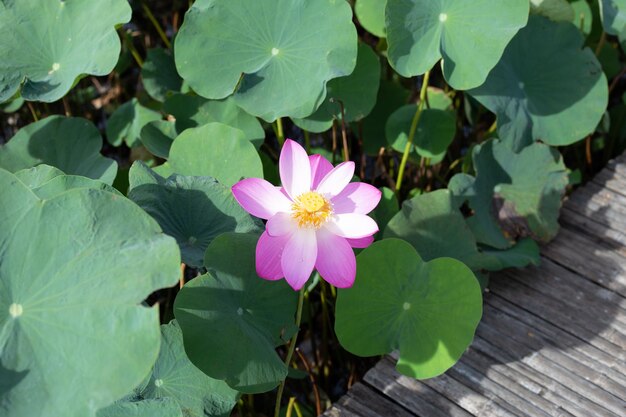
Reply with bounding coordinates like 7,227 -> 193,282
304,129 -> 311,152
142,1 -> 172,49
274,288 -> 305,417
122,30 -> 144,67
276,118 -> 285,147
395,70 -> 431,192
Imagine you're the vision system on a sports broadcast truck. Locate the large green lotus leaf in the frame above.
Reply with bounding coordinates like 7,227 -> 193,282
0,116 -> 117,184
385,0 -> 529,90
468,16 -> 608,151
163,94 -> 264,148
384,189 -> 488,270
140,120 -> 177,159
356,0 -> 387,37
292,43 -> 381,133
98,399 -> 183,417
129,162 -> 261,268
0,0 -> 131,103
174,0 -> 358,121
449,139 -> 568,249
0,169 -> 181,417
335,239 -> 482,379
106,99 -> 162,148
530,0 -> 575,21
175,233 -> 298,393
386,105 -> 456,160
100,321 -> 239,417
154,123 -> 263,187
599,0 -> 626,35
142,48 -> 184,102
360,79 -> 410,155
15,165 -> 121,199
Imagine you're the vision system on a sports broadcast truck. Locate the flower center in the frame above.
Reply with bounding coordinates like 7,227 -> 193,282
291,191 -> 332,229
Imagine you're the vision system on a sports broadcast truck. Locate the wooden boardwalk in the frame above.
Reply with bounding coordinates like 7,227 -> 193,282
324,156 -> 626,417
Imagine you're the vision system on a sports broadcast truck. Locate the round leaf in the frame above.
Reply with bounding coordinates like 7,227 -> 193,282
174,233 -> 298,393
384,189 -> 487,270
0,0 -> 131,102
468,16 -> 608,151
292,43 -> 381,133
355,0 -> 387,37
0,169 -> 181,417
140,120 -> 177,159
174,0 -> 358,121
128,162 -> 261,268
163,94 -> 264,148
0,116 -> 117,184
386,105 -> 456,159
335,239 -> 482,379
385,0 -> 529,89
142,48 -> 184,102
100,321 -> 239,417
154,123 -> 263,187
106,99 -> 162,148
15,165 -> 121,199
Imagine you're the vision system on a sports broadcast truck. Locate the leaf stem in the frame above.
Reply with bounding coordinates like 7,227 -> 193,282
395,70 -> 430,192
274,288 -> 305,417
123,30 -> 144,67
303,129 -> 311,153
276,118 -> 285,147
142,1 -> 172,49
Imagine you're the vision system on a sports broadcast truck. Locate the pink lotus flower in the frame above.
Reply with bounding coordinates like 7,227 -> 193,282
232,139 -> 381,290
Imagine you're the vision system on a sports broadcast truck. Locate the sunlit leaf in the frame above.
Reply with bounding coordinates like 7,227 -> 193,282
0,169 -> 181,417
335,239 -> 482,379
469,16 -> 608,151
154,123 -> 263,187
174,0 -> 358,121
0,0 -> 131,102
385,0 -> 529,89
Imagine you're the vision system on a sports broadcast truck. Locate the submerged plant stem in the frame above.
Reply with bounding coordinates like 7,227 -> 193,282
276,118 -> 285,147
396,70 -> 431,192
274,288 -> 305,417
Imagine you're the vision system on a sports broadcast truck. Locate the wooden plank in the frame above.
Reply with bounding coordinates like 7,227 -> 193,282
559,207 -> 626,261
605,153 -> 626,178
377,356 -> 519,417
364,359 -> 473,417
471,336 -> 622,417
485,295 -> 626,384
593,167 -> 626,199
444,360 -> 554,417
476,312 -> 626,416
331,383 -> 418,417
540,225 -> 626,297
488,274 -> 626,357
501,260 -> 626,329
480,301 -> 626,399
458,347 -> 578,417
565,183 -> 626,232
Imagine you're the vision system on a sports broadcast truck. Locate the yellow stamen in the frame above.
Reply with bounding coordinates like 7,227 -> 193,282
291,191 -> 332,229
